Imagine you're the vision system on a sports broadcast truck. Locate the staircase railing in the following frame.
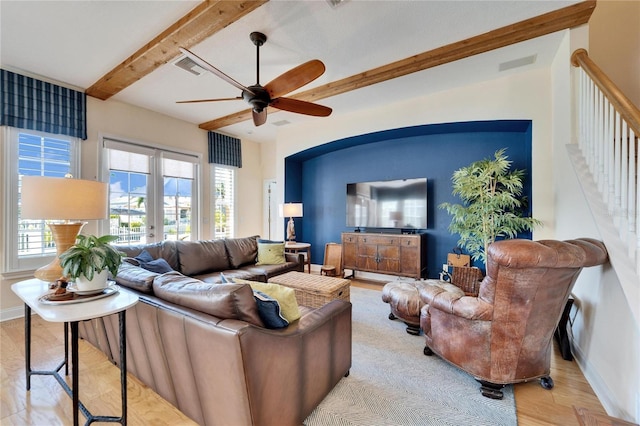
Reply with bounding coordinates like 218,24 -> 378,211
569,48 -> 640,323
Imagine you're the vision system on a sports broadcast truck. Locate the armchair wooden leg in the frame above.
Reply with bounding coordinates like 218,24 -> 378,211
478,381 -> 505,399
405,323 -> 421,335
423,346 -> 433,356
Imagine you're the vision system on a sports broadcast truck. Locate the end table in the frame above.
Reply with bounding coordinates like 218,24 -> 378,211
11,278 -> 138,426
285,241 -> 311,273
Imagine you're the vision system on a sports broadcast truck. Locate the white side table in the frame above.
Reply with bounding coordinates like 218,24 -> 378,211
11,278 -> 138,426
285,241 -> 311,273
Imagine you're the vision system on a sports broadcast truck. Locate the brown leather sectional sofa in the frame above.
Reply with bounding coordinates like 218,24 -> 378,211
79,236 -> 353,425
114,235 -> 304,292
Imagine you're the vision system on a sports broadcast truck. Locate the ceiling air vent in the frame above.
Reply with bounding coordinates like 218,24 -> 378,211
498,54 -> 537,72
174,56 -> 206,76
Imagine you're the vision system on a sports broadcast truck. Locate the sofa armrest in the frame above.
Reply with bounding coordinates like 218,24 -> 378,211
229,299 -> 352,423
284,252 -> 304,265
115,262 -> 159,294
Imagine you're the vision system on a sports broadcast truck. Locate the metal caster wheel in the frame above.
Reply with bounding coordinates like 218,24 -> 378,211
540,376 -> 554,390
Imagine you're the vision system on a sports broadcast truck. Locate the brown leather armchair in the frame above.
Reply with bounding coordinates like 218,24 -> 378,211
419,238 -> 608,399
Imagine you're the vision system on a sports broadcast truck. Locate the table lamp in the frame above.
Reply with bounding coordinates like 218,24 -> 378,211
21,175 -> 109,282
279,203 -> 303,242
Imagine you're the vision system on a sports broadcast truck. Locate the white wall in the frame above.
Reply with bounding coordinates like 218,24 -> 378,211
555,13 -> 640,424
589,0 -> 640,108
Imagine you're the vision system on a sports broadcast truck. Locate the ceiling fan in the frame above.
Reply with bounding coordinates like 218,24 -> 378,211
177,32 -> 332,127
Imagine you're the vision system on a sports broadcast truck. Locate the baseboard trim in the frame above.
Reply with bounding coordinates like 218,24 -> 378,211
1,305 -> 25,322
572,341 -> 634,421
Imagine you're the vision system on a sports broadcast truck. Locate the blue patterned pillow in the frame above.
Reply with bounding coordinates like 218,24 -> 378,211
253,291 -> 289,329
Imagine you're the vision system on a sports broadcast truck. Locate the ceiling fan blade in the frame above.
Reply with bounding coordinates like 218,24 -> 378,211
179,47 -> 254,95
264,60 -> 326,99
270,97 -> 332,117
252,109 -> 267,126
176,97 -> 242,104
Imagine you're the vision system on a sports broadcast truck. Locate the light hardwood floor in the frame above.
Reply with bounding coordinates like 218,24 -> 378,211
1,279 -> 611,425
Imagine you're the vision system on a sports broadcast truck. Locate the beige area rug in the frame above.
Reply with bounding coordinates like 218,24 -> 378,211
304,286 -> 517,426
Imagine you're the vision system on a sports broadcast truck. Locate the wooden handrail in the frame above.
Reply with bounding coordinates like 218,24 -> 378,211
571,48 -> 640,136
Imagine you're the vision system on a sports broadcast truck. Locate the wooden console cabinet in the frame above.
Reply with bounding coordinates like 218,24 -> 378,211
342,232 -> 426,279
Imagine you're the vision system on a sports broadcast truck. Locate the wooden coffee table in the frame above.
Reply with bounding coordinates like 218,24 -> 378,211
268,271 -> 350,308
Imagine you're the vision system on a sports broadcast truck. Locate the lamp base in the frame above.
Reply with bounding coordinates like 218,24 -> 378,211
286,217 -> 296,242
34,222 -> 85,282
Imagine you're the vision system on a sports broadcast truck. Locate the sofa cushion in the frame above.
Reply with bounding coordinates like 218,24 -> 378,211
234,278 -> 301,322
176,240 -> 230,276
224,236 -> 259,268
115,262 -> 158,294
256,240 -> 286,265
153,272 -> 264,327
253,291 -> 289,329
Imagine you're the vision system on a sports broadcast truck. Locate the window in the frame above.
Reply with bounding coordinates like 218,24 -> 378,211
213,165 -> 235,238
102,137 -> 200,245
3,127 -> 80,274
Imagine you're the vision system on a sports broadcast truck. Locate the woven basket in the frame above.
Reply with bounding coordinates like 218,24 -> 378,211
450,266 -> 484,296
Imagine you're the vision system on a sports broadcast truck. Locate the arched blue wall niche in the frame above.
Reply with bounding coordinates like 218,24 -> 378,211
284,120 -> 533,277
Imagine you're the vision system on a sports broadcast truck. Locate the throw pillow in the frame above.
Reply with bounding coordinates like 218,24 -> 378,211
142,258 -> 174,274
233,279 -> 301,322
134,250 -> 173,274
257,238 -> 284,244
253,291 -> 289,329
135,249 -> 154,263
256,241 -> 286,265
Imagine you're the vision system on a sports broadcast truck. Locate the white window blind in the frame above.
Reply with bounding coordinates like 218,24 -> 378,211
213,166 -> 235,238
3,127 -> 79,274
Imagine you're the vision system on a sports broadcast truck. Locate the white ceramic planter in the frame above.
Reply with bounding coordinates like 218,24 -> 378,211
75,269 -> 109,292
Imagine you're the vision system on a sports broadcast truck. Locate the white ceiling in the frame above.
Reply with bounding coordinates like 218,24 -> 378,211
0,0 -> 581,143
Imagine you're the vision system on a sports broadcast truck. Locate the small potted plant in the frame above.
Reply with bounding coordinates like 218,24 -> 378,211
59,234 -> 123,291
439,148 -> 542,266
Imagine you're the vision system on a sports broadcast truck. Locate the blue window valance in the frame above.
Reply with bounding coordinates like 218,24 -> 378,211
1,69 -> 87,140
208,131 -> 242,168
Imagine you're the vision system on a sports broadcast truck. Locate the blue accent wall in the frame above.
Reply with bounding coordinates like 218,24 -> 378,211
284,120 -> 533,277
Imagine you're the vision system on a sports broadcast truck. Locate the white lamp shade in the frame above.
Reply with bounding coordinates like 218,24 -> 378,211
21,176 -> 108,221
279,203 -> 303,218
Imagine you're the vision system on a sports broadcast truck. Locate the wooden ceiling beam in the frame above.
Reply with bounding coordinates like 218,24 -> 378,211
86,0 -> 268,100
199,0 -> 595,131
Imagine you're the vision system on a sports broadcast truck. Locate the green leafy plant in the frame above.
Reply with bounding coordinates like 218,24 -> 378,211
439,148 -> 542,264
59,234 -> 123,280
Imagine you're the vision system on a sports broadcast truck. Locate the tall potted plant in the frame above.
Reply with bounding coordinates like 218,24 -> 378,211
59,234 -> 123,291
439,148 -> 542,265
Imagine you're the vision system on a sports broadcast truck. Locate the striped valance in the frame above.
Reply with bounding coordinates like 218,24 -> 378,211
208,131 -> 242,168
1,69 -> 87,139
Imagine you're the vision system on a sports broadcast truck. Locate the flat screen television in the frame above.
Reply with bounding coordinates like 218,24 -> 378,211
346,178 -> 427,230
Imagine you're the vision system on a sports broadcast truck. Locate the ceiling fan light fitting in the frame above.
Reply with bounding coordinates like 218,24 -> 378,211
250,32 -> 267,47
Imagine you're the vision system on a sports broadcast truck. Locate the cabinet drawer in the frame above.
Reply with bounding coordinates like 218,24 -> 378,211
342,234 -> 358,244
357,235 -> 398,246
399,237 -> 420,247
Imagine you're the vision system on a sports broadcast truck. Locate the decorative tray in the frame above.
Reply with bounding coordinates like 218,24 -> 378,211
39,283 -> 119,305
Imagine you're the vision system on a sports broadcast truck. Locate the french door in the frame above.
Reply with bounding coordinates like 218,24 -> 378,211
102,138 -> 200,244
